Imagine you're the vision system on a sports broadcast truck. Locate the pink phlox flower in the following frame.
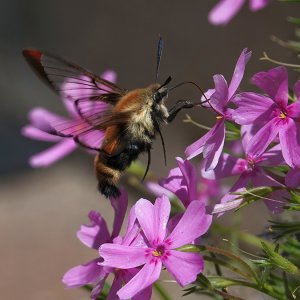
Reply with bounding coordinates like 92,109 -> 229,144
233,67 -> 300,168
208,0 -> 271,26
185,49 -> 251,171
22,70 -> 116,167
62,189 -> 150,300
202,125 -> 288,214
285,167 -> 300,189
99,195 -> 212,299
146,157 -> 221,208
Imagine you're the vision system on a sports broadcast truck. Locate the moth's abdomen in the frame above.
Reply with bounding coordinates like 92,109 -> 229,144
94,154 -> 121,198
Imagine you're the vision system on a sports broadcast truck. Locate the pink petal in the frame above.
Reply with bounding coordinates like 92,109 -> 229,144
203,120 -> 226,170
210,74 -> 229,114
132,286 -> 152,300
186,121 -> 225,170
294,80 -> 300,101
28,107 -> 67,133
77,211 -> 110,250
251,169 -> 283,188
22,125 -> 61,142
117,262 -> 161,300
251,66 -> 288,107
135,196 -> 170,245
228,140 -> 243,155
91,279 -> 107,300
214,173 -> 250,214
241,124 -> 261,152
232,92 -> 275,125
122,207 -> 138,245
246,118 -> 280,160
260,144 -> 285,166
100,244 -> 147,269
185,123 -> 215,160
62,259 -> 106,288
287,102 -> 300,118
228,49 -> 252,99
163,250 -> 204,286
122,207 -> 147,248
110,189 -> 128,239
264,190 -> 287,214
167,201 -> 212,249
101,70 -> 117,83
201,88 -> 216,108
202,153 -> 246,180
210,198 -> 246,214
249,0 -> 270,11
107,276 -> 122,300
208,0 -> 245,25
286,168 -> 300,188
145,182 -> 174,198
251,171 -> 286,214
159,166 -> 189,206
167,213 -> 183,236
63,99 -> 79,119
122,269 -> 153,300
279,118 -> 300,168
176,157 -> 198,203
29,139 -> 77,167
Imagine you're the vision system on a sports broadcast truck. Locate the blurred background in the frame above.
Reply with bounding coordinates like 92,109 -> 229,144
0,0 -> 299,299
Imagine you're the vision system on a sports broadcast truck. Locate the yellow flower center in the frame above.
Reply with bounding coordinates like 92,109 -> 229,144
216,115 -> 223,120
151,244 -> 165,257
279,112 -> 287,119
152,249 -> 163,257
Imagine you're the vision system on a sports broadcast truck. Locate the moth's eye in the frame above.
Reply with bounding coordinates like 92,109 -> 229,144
153,92 -> 161,103
154,90 -> 168,103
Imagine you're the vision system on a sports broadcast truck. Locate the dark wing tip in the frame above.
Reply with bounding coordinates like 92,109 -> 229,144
22,49 -> 42,61
22,48 -> 54,89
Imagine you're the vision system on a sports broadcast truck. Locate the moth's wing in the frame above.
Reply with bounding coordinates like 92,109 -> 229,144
23,49 -> 129,151
23,49 -> 127,127
50,110 -> 132,151
22,49 -> 126,103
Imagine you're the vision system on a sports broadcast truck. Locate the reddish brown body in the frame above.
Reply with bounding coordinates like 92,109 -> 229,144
94,85 -> 169,197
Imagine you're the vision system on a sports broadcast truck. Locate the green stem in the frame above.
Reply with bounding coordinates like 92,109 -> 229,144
183,114 -> 211,130
207,276 -> 287,300
154,282 -> 172,300
212,223 -> 273,249
260,51 -> 300,68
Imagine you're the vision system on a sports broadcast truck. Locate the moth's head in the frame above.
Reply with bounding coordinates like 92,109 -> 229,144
152,76 -> 172,104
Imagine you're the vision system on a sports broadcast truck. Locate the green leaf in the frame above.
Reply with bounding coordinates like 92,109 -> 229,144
287,17 -> 300,25
280,0 -> 300,3
261,242 -> 300,275
269,220 -> 300,240
154,282 -> 172,300
225,122 -> 241,141
178,244 -> 259,282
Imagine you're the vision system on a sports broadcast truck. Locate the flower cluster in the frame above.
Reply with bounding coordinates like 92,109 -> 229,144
63,191 -> 212,299
23,45 -> 300,300
208,0 -> 271,26
181,49 -> 300,215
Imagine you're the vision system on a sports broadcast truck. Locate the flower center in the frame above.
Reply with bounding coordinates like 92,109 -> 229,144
152,245 -> 165,257
216,115 -> 223,120
279,111 -> 287,119
246,155 -> 257,171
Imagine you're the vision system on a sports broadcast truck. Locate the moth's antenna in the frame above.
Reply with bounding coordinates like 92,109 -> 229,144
169,81 -> 210,104
155,36 -> 164,82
